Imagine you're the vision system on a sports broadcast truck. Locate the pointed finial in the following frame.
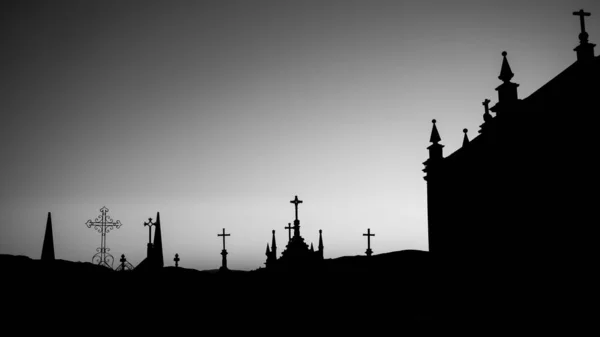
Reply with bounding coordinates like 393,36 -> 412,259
310,243 -> 315,252
462,129 -> 469,147
266,243 -> 271,255
429,119 -> 442,144
499,51 -> 514,82
318,229 -> 324,250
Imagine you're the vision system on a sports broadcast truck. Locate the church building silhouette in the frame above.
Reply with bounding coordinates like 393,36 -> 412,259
423,10 -> 598,267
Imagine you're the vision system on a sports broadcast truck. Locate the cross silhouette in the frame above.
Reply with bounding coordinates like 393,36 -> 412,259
285,222 -> 293,241
85,206 -> 122,268
143,217 -> 155,245
120,254 -> 127,271
218,228 -> 230,251
363,228 -> 375,257
482,99 -> 491,114
290,195 -> 303,221
174,253 -> 180,268
573,9 -> 591,34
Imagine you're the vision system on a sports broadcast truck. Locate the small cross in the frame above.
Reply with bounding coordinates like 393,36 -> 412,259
174,253 -> 180,268
363,228 -> 375,257
120,254 -> 127,271
143,217 -> 155,245
573,9 -> 591,34
482,99 -> 491,114
290,195 -> 303,221
285,222 -> 293,241
218,228 -> 231,251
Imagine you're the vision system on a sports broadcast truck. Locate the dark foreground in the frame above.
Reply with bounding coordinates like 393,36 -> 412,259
2,252 -> 590,333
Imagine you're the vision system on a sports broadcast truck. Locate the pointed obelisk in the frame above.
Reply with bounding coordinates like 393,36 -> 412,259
153,212 -> 164,268
41,212 -> 55,261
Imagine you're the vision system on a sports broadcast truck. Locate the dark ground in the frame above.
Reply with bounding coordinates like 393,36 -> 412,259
1,252 -> 589,333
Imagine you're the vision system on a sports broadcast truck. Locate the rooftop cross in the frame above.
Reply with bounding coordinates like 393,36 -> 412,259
218,228 -> 230,251
174,253 -> 180,268
290,195 -> 303,221
363,228 -> 375,257
573,9 -> 591,34
285,222 -> 293,241
85,206 -> 122,268
483,99 -> 491,113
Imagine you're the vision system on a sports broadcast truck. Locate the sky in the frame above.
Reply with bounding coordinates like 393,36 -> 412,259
1,0 -> 599,271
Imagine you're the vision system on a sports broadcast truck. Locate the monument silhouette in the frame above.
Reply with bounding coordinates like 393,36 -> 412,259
40,212 -> 55,261
423,10 -> 599,269
263,196 -> 325,271
135,212 -> 164,271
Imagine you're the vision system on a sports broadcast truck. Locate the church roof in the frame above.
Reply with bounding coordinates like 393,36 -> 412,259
439,54 -> 599,167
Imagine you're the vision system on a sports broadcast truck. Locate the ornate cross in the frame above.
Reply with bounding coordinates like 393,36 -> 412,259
143,217 -> 155,245
174,253 -> 180,268
363,228 -> 375,257
573,9 -> 591,34
290,195 -> 303,221
285,222 -> 293,241
86,206 -> 122,268
218,228 -> 230,251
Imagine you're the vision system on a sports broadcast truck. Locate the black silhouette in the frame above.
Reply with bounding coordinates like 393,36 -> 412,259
174,253 -> 180,267
285,222 -> 293,241
135,212 -> 164,271
85,206 -> 122,268
262,196 -> 324,271
115,254 -> 134,272
143,217 -> 156,257
363,228 -> 375,257
218,228 -> 230,271
574,9 -> 595,62
265,230 -> 277,268
41,212 -> 55,261
423,11 -> 598,271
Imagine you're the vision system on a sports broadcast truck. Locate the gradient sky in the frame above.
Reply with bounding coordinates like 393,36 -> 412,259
1,0 -> 598,270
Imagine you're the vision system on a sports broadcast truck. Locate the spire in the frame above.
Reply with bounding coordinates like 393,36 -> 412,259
425,119 -> 444,164
41,212 -> 55,261
318,229 -> 324,259
462,129 -> 469,147
429,119 -> 442,144
266,243 -> 271,255
498,51 -> 514,82
153,212 -> 164,268
271,230 -> 277,259
573,10 -> 595,62
491,52 -> 519,112
310,243 -> 314,252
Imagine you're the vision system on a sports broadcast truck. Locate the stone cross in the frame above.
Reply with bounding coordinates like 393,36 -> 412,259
290,195 -> 303,221
573,9 -> 591,34
285,222 -> 293,241
174,253 -> 180,268
363,228 -> 375,257
218,228 -> 230,251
